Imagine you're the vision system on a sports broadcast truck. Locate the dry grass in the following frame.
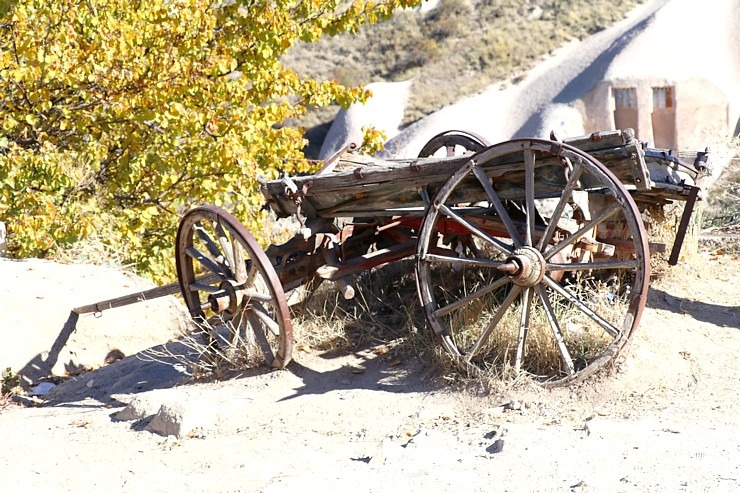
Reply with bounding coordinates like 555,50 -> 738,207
291,259 -> 430,360
51,231 -> 132,269
434,269 -> 627,377
289,255 -> 631,390
1,368 -> 23,407
703,139 -> 740,229
135,248 -> 633,390
142,316 -> 273,380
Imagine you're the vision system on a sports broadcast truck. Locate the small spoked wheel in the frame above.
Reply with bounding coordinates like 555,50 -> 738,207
176,205 -> 293,369
418,130 -> 491,158
415,139 -> 649,386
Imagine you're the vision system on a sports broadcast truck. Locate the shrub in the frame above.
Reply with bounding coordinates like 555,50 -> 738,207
0,0 -> 417,281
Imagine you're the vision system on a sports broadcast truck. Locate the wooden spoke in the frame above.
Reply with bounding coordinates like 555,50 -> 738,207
465,285 -> 522,362
515,287 -> 533,372
188,281 -> 221,293
472,165 -> 525,248
243,291 -> 273,303
535,284 -> 575,375
250,302 -> 281,337
193,221 -> 231,277
536,160 -> 584,251
544,202 -> 622,261
542,276 -> 621,338
524,146 -> 536,247
215,221 -> 236,273
233,241 -> 247,284
434,276 -> 511,318
421,252 -> 507,269
185,246 -> 226,277
193,221 -> 223,259
546,260 -> 639,272
247,311 -> 282,367
439,203 -> 513,256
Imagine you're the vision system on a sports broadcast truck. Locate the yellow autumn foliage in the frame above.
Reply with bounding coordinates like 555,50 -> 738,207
0,0 -> 417,281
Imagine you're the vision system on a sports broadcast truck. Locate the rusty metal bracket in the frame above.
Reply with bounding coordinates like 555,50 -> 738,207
627,147 -> 651,191
559,155 -> 575,182
668,185 -> 701,266
282,176 -> 316,224
693,147 -> 712,175
316,142 -> 357,175
548,141 -> 564,157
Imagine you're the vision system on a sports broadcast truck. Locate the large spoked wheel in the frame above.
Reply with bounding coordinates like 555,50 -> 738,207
418,130 -> 490,158
415,139 -> 650,386
176,205 -> 293,369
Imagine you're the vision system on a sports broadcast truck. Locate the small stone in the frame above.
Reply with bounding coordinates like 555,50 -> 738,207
505,400 -> 522,411
145,401 -> 217,438
112,395 -> 160,421
29,382 -> 56,396
486,439 -> 505,454
570,480 -> 588,492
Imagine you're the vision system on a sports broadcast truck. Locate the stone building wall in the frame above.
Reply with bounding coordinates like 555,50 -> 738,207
582,77 -> 732,151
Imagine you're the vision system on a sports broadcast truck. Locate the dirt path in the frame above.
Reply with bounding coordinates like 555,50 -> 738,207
0,249 -> 737,492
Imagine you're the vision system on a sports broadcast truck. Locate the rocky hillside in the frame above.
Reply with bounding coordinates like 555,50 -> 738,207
283,0 -> 645,155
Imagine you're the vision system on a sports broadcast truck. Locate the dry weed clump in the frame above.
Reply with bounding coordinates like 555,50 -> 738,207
1,368 -> 23,409
52,232 -> 131,268
145,253 -> 633,389
142,316 -> 273,380
291,260 -> 432,359
703,143 -> 740,229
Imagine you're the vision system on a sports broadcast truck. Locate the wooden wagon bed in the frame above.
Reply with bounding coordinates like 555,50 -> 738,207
261,129 -> 708,220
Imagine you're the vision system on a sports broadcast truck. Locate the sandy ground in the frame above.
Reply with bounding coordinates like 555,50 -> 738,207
1,0 -> 738,490
0,246 -> 737,493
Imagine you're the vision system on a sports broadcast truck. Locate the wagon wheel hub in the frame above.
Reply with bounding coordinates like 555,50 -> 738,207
498,246 -> 546,287
206,279 -> 245,318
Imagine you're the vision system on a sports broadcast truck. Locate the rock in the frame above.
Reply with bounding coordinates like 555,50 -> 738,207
29,382 -> 56,396
113,395 -> 160,421
144,401 -> 218,438
318,80 -> 412,160
486,438 -> 505,454
504,400 -> 522,411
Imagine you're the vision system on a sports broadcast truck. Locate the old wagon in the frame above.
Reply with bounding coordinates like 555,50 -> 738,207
78,129 -> 710,386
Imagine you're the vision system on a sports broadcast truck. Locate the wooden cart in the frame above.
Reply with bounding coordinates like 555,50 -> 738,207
80,129 -> 710,386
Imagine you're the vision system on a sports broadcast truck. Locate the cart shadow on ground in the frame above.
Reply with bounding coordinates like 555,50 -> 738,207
40,328 -> 444,408
647,288 -> 739,329
39,337 -> 196,407
276,343 -> 446,402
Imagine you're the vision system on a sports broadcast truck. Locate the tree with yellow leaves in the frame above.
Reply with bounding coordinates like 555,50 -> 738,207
0,0 -> 418,280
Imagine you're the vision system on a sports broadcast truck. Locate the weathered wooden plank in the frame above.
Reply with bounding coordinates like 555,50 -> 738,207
262,134 -> 656,218
272,147 -> 641,196
562,129 -> 633,152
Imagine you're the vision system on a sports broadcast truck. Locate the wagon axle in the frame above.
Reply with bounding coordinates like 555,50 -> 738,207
498,247 -> 546,287
197,280 -> 246,317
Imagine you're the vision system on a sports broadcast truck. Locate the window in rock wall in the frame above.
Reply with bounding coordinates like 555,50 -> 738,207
652,86 -> 676,149
613,87 -> 638,135
653,87 -> 674,109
